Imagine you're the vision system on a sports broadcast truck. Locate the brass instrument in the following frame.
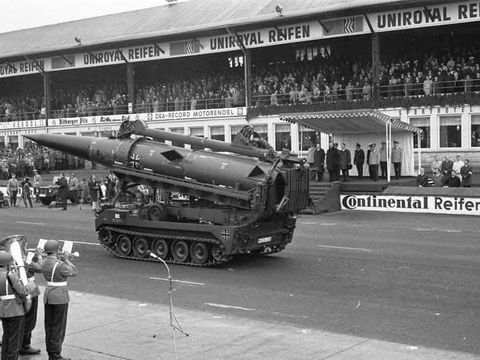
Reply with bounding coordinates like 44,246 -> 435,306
0,235 -> 29,284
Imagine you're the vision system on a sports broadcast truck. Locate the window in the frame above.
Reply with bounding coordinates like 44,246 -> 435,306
253,124 -> 268,142
471,115 -> 480,147
410,117 -> 430,148
230,125 -> 244,143
439,116 -> 461,148
275,123 -> 291,151
170,127 -> 185,148
210,126 -> 225,142
189,127 -> 204,150
298,125 -> 318,151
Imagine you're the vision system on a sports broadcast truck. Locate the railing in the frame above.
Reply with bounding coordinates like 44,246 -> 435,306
1,78 -> 480,123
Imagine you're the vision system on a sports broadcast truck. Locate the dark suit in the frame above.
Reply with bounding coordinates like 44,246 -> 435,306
41,255 -> 77,360
354,148 -> 365,179
313,148 -> 325,182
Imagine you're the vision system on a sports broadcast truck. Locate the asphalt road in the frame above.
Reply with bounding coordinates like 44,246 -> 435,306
0,205 -> 478,356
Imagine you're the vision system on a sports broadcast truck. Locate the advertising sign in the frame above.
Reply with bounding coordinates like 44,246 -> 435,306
341,194 -> 480,216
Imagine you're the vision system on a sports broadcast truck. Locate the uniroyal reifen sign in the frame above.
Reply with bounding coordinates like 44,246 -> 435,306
367,1 -> 480,32
341,194 -> 480,216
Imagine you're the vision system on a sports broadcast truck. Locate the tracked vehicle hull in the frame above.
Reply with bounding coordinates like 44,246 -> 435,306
96,208 -> 297,266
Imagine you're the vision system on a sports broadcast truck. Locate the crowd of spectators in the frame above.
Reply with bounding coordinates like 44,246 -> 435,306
0,142 -> 85,180
1,37 -> 480,121
416,154 -> 473,188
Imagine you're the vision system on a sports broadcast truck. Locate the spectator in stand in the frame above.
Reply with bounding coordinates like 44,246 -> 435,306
443,170 -> 461,187
416,168 -> 430,187
460,159 -> 473,187
440,155 -> 453,176
452,155 -> 465,182
431,167 -> 444,187
430,155 -> 442,173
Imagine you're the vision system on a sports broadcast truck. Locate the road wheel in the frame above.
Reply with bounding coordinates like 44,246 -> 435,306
116,234 -> 132,256
211,245 -> 226,262
133,236 -> 149,258
148,204 -> 167,221
171,240 -> 189,263
190,242 -> 210,265
98,229 -> 114,245
151,239 -> 169,260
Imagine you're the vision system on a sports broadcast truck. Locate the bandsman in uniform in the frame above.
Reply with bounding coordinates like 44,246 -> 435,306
20,249 -> 43,355
41,240 -> 78,360
0,251 -> 37,360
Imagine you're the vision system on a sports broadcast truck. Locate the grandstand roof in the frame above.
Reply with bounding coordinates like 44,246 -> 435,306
280,110 -> 422,134
0,0 -> 445,60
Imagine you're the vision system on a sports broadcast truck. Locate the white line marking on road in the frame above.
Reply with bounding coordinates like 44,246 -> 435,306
318,245 -> 372,252
16,221 -> 44,226
412,227 -> 462,233
150,277 -> 205,286
205,303 -> 255,311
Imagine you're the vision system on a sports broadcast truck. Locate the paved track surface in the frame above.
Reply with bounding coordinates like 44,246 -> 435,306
1,205 -> 479,356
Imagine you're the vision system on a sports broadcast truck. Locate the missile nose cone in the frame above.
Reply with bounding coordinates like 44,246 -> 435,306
25,133 -> 93,159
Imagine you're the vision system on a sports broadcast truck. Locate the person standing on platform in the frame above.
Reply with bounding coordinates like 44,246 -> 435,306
7,174 -> 19,208
460,159 -> 473,187
354,143 -> 365,180
306,144 -> 316,180
41,240 -> 78,360
0,251 -> 37,360
392,140 -> 403,180
366,143 -> 373,179
313,144 -> 325,182
379,142 -> 387,179
368,143 -> 380,181
326,143 -> 335,182
338,143 -> 351,182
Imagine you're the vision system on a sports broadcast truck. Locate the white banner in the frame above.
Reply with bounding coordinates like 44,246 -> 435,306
47,107 -> 246,127
368,1 -> 480,32
341,194 -> 480,216
0,119 -> 46,130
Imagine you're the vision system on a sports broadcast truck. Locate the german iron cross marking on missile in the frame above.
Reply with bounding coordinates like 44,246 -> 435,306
129,153 -> 142,169
221,229 -> 230,241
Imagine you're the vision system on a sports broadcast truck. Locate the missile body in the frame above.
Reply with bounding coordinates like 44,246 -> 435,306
25,134 -> 275,191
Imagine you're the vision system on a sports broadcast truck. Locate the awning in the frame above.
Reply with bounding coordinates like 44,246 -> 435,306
280,109 -> 421,135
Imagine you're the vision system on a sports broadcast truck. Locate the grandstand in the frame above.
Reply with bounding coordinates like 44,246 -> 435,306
1,0 -> 480,177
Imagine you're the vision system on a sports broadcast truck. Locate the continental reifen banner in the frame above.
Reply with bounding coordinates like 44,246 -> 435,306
341,194 -> 480,216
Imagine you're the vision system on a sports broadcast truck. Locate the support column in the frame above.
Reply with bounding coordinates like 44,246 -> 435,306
244,49 -> 252,116
371,33 -> 380,104
127,63 -> 135,114
43,72 -> 51,121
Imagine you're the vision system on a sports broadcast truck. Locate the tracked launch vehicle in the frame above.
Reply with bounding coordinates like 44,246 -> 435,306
26,120 -> 309,266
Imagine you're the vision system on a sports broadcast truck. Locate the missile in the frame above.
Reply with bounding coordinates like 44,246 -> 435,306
25,131 -> 277,191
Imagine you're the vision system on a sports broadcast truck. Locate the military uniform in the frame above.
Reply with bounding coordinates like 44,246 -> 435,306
0,252 -> 36,360
20,258 -> 42,355
41,244 -> 77,360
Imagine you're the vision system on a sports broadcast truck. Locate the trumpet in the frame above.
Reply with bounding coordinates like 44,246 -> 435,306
59,251 -> 80,261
